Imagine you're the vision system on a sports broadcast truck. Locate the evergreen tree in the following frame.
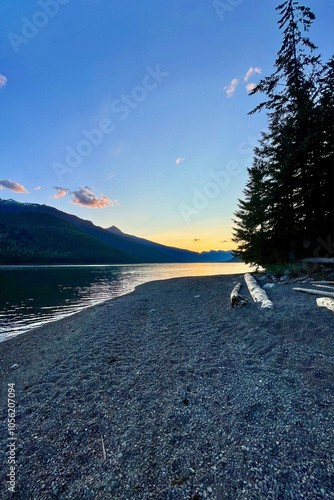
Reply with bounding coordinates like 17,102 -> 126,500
314,56 -> 334,249
233,1 -> 333,266
233,161 -> 268,264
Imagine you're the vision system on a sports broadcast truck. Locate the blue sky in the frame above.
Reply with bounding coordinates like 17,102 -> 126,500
0,0 -> 333,251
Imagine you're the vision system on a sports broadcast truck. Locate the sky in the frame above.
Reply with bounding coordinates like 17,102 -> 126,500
0,0 -> 333,252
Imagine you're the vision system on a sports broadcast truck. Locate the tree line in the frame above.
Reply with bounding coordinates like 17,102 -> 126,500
233,1 -> 334,266
0,213 -> 135,265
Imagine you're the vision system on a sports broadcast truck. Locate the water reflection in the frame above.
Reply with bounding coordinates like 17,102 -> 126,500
0,263 -> 252,342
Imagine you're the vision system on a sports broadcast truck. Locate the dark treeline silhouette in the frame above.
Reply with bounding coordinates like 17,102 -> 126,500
0,213 -> 136,264
233,1 -> 334,266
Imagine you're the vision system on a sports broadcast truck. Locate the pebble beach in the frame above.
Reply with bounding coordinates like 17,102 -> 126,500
0,274 -> 333,499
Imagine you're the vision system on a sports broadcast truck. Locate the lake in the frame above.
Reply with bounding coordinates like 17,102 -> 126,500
0,262 -> 253,342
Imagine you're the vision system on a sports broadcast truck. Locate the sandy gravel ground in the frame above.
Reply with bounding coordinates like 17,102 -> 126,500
0,274 -> 333,499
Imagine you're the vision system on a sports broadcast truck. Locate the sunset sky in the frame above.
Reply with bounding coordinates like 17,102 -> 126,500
1,0 -> 333,252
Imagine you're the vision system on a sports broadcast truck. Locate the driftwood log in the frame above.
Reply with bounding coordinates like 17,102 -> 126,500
301,258 -> 334,264
244,273 -> 274,309
314,284 -> 334,290
293,287 -> 334,299
316,298 -> 334,312
312,281 -> 334,285
230,283 -> 248,308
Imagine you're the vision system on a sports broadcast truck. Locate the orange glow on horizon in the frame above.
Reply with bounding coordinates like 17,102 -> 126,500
144,229 -> 237,253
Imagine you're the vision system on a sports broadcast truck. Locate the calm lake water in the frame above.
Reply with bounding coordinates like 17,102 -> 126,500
0,262 -> 252,342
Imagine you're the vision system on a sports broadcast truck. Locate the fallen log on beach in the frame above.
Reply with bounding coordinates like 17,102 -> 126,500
312,281 -> 334,285
293,288 -> 334,299
301,258 -> 334,264
314,284 -> 334,290
244,273 -> 274,309
230,283 -> 248,308
316,298 -> 334,312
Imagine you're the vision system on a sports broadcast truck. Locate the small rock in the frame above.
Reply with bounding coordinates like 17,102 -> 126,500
11,364 -> 19,370
194,295 -> 201,298
327,271 -> 334,280
263,283 -> 276,290
280,275 -> 290,282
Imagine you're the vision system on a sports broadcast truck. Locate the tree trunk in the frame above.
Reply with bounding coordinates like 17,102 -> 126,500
230,283 -> 248,308
244,273 -> 274,309
293,287 -> 334,299
312,281 -> 334,285
316,298 -> 334,312
301,258 -> 334,264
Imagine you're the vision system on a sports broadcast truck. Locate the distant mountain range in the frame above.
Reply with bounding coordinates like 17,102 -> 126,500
0,199 -> 239,265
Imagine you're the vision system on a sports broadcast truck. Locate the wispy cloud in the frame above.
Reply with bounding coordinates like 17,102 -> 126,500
223,67 -> 261,98
53,185 -> 120,208
246,83 -> 256,93
0,179 -> 28,193
113,143 -> 125,157
176,157 -> 185,165
244,67 -> 261,82
224,78 -> 239,98
0,75 -> 7,89
34,186 -> 41,190
53,186 -> 69,199
70,187 -> 112,208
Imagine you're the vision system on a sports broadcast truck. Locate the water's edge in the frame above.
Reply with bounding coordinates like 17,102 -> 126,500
0,263 -> 253,343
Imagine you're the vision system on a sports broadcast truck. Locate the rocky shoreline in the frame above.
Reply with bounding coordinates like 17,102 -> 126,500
0,274 -> 333,499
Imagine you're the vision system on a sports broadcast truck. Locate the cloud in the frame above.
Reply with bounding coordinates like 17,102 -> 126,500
246,83 -> 256,93
224,78 -> 239,98
0,179 -> 28,193
176,157 -> 185,165
0,75 -> 7,89
244,67 -> 261,82
53,185 -> 118,208
113,143 -> 125,157
70,187 -> 112,208
53,186 -> 69,199
193,238 -> 201,242
223,67 -> 261,98
34,186 -> 41,190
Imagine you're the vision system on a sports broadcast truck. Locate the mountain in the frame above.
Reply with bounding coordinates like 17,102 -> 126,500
106,225 -> 125,235
0,212 -> 136,265
200,250 -> 234,262
227,255 -> 242,263
0,199 -> 236,264
106,225 -> 234,263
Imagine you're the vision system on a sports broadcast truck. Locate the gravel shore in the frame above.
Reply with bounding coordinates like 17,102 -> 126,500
0,274 -> 333,499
